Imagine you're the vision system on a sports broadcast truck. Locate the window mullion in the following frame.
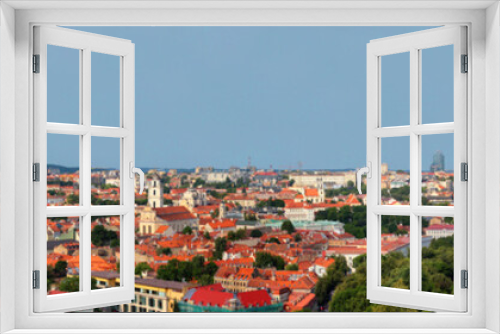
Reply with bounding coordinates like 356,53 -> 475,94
409,47 -> 420,294
82,47 -> 92,294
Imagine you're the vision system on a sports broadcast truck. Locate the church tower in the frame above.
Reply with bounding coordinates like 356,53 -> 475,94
219,201 -> 226,219
148,173 -> 163,208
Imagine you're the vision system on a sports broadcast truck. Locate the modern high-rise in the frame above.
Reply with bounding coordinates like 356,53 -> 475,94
430,150 -> 445,172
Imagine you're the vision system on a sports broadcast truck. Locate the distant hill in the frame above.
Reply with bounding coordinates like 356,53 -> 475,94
47,164 -> 79,174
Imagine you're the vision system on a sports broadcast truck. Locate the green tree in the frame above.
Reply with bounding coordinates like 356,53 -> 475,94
235,228 -> 246,239
254,252 -> 285,270
91,225 -> 118,247
227,231 -> 236,241
203,231 -> 211,239
135,198 -> 148,205
250,229 -> 263,238
281,220 -> 296,234
59,276 -> 97,292
294,233 -> 302,242
54,260 -> 68,277
66,194 -> 79,205
328,254 -> 417,312
315,256 -> 348,306
213,237 -> 227,260
211,209 -> 220,218
285,263 -> 299,270
156,257 -> 218,285
182,226 -> 193,235
266,237 -> 280,244
156,247 -> 172,256
135,262 -> 152,276
172,300 -> 180,312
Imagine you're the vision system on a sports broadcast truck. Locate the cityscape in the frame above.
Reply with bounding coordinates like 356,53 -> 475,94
46,150 -> 455,313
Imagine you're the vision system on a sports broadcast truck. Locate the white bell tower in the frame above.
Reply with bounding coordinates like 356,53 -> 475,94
148,174 -> 163,208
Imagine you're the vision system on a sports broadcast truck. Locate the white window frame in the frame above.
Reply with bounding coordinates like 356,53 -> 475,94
33,25 -> 136,313
1,1 -> 499,333
366,26 -> 468,312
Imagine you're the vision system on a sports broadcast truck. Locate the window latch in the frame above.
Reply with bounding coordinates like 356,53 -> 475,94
129,162 -> 145,194
356,162 -> 371,195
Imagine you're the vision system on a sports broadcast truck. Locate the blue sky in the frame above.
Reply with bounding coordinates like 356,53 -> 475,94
47,26 -> 454,171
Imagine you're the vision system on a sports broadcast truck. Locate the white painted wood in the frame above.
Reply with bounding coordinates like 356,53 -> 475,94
366,26 -> 467,312
33,26 -> 135,313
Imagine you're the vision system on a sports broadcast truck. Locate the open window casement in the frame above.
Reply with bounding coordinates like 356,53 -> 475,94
365,26 -> 467,312
33,26 -> 139,312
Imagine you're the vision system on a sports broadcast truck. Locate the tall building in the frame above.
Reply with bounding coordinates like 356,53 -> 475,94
148,173 -> 163,208
430,150 -> 445,172
381,163 -> 389,175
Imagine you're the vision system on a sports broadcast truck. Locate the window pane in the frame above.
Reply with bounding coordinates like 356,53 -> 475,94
421,45 -> 454,124
380,215 -> 410,290
47,134 -> 80,206
421,133 -> 454,206
381,52 -> 410,127
91,216 -> 121,290
47,45 -> 80,124
381,137 -> 410,205
421,216 -> 454,294
92,52 -> 121,127
91,137 -> 121,205
47,216 -> 81,295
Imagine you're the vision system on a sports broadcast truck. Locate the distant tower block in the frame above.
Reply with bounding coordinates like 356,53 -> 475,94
430,150 -> 445,172
148,173 -> 163,208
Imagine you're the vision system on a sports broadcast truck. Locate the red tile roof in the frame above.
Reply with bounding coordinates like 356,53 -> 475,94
236,290 -> 272,307
189,288 -> 233,307
304,188 -> 319,197
426,224 -> 454,231
154,206 -> 196,222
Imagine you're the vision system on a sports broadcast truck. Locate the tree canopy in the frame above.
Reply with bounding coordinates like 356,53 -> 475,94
91,225 -> 118,247
281,220 -> 296,234
156,255 -> 218,285
328,236 -> 454,312
213,237 -> 227,260
254,252 -> 285,270
135,262 -> 152,276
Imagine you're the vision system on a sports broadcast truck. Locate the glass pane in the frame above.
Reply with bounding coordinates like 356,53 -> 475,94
381,52 -> 410,127
47,134 -> 80,206
380,215 -> 410,290
47,216 -> 81,295
91,216 -> 121,290
92,52 -> 121,127
381,137 -> 410,205
91,137 -> 121,205
380,216 -> 410,289
421,133 -> 454,206
47,45 -> 80,124
421,216 -> 454,294
421,45 -> 454,124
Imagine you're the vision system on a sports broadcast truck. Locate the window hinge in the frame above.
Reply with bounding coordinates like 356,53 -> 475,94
33,163 -> 40,182
461,162 -> 468,182
33,54 -> 40,73
33,270 -> 40,289
461,270 -> 468,289
461,54 -> 468,73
